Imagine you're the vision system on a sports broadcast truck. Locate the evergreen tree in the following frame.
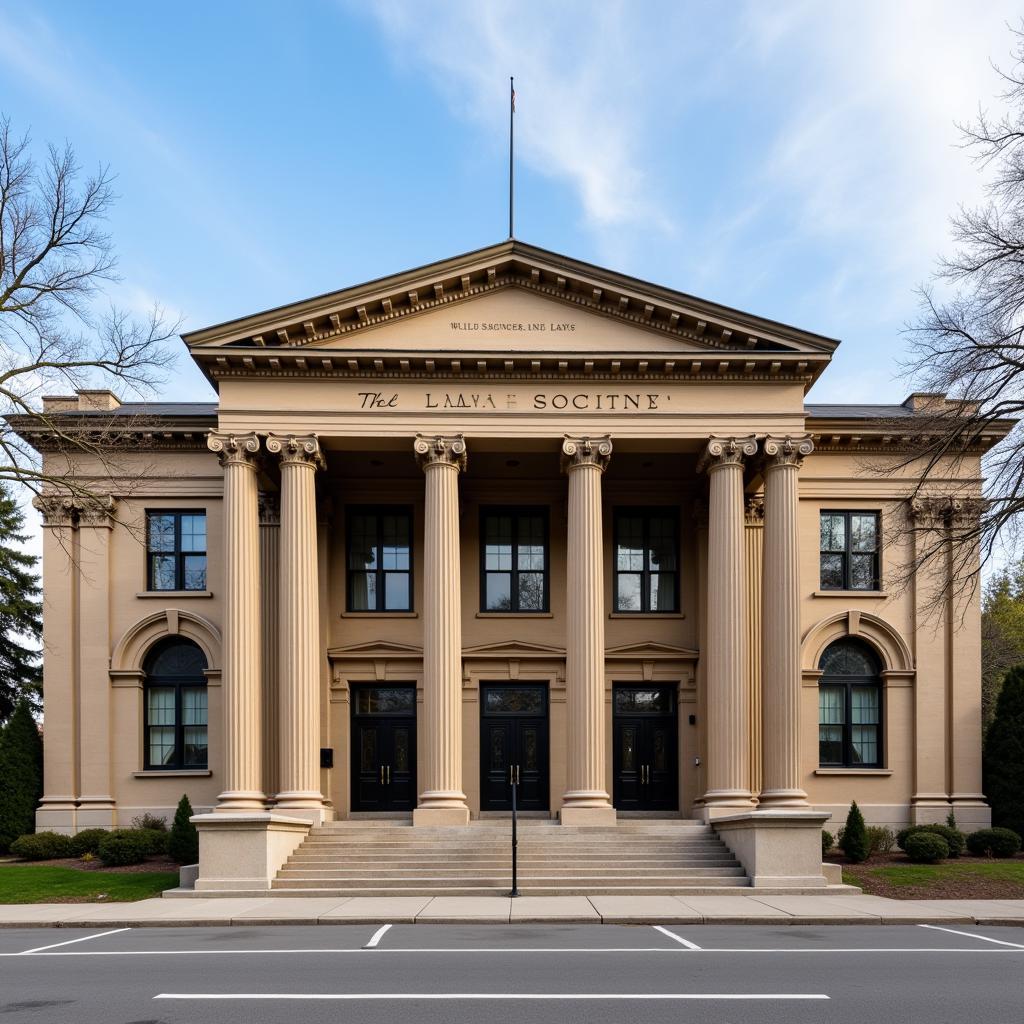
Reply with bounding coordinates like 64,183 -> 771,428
981,561 -> 1024,730
0,700 -> 43,852
984,664 -> 1024,838
0,484 -> 41,723
167,794 -> 199,864
840,801 -> 870,863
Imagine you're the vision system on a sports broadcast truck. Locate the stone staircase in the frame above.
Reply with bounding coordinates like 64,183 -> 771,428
270,818 -> 752,896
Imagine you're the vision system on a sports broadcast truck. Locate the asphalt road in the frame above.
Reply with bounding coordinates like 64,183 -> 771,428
1,921 -> 1023,1024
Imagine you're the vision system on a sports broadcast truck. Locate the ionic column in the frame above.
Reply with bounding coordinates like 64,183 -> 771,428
759,436 -> 813,807
413,434 -> 470,825
266,435 -> 326,822
699,436 -> 757,814
207,432 -> 265,811
560,435 -> 616,826
258,493 -> 280,804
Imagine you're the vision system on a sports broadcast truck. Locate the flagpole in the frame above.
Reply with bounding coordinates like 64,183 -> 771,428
508,76 -> 514,239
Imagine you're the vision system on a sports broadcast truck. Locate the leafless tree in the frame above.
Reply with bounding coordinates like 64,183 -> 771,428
0,114 -> 178,504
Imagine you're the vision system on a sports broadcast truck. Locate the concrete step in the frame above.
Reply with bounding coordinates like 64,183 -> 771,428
268,881 -> 752,896
277,866 -> 746,879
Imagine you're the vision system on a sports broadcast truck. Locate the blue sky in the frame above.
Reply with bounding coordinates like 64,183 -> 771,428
0,0 -> 1020,405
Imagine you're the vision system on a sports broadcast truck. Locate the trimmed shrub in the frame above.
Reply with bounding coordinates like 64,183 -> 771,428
821,830 -> 834,855
905,832 -> 949,863
866,826 -> 896,855
840,802 -> 870,863
10,831 -> 72,861
0,701 -> 43,853
168,794 -> 199,865
898,824 -> 965,857
984,666 -> 1024,838
966,827 -> 1022,858
946,809 -> 958,830
131,813 -> 167,832
69,828 -> 110,857
97,830 -> 149,867
137,828 -> 168,856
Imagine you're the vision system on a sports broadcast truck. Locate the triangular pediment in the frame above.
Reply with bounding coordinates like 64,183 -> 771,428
328,640 -> 423,659
462,639 -> 566,658
604,641 -> 699,659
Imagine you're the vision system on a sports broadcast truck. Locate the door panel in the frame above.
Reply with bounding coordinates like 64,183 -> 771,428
350,685 -> 416,812
612,685 -> 678,811
479,683 -> 549,811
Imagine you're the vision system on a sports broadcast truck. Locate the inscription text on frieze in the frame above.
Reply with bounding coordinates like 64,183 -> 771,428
357,390 -> 666,412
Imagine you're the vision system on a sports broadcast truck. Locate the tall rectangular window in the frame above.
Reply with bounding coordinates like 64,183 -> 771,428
146,511 -> 207,591
819,511 -> 880,591
480,508 -> 548,612
614,509 -> 679,612
347,507 -> 412,612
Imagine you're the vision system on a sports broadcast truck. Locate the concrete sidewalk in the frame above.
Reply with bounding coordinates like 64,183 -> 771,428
2,894 -> 1024,927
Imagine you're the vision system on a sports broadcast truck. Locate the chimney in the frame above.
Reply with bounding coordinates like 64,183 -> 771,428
902,392 -> 947,413
74,389 -> 121,412
41,395 -> 81,413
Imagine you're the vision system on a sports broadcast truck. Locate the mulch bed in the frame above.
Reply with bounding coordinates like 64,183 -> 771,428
3,856 -> 180,874
829,852 -> 1024,899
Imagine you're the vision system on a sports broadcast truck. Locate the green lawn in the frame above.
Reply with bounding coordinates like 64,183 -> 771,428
0,865 -> 178,903
844,860 -> 1024,889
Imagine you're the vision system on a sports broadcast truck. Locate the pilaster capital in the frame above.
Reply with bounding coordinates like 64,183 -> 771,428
265,433 -> 325,470
762,434 -> 814,471
34,493 -> 116,529
258,491 -> 280,526
744,496 -> 765,526
207,431 -> 261,469
414,433 -> 467,472
561,434 -> 612,473
697,435 -> 757,474
909,495 -> 985,528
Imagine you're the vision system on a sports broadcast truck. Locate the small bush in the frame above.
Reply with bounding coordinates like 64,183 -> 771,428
840,802 -> 870,863
168,794 -> 199,865
97,830 -> 149,867
137,828 -> 168,856
69,828 -> 110,857
821,830 -> 834,855
946,809 -> 958,830
866,826 -> 896,855
904,832 -> 949,863
131,813 -> 167,832
966,827 -> 1022,858
898,824 -> 965,857
10,831 -> 72,861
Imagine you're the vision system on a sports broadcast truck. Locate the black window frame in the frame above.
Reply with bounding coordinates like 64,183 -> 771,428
143,639 -> 209,771
145,509 -> 208,592
817,641 -> 884,769
345,505 -> 414,613
819,509 -> 881,591
479,506 -> 550,613
612,507 -> 680,613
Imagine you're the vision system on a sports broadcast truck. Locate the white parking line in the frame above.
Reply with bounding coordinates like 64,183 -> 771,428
18,928 -> 130,955
918,924 -> 1024,949
652,925 -> 701,950
364,924 -> 392,949
155,992 -> 830,1001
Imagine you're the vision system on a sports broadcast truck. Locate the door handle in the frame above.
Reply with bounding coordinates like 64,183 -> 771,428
379,764 -> 384,785
386,765 -> 391,785
515,764 -> 520,785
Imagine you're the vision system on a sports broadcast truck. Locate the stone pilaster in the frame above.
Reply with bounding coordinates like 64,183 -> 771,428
759,436 -> 813,807
413,433 -> 470,825
207,432 -> 265,811
560,434 -> 616,825
266,435 -> 326,822
698,435 -> 757,815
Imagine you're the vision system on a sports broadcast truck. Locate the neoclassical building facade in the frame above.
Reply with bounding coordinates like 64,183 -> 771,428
20,241 -> 1004,850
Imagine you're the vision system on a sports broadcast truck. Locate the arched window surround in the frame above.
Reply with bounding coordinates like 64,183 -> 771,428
142,637 -> 209,771
817,637 -> 884,769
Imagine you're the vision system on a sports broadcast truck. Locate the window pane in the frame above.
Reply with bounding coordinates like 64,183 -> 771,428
818,686 -> 845,725
850,553 -> 876,591
648,516 -> 677,571
148,687 -> 176,725
183,726 -> 208,767
851,725 -> 878,765
360,727 -> 377,772
151,554 -> 177,591
149,727 -> 176,766
820,552 -> 844,590
384,571 -> 409,610
820,513 -> 845,552
183,555 -> 206,591
648,572 -> 676,612
616,573 -> 642,611
615,688 -> 672,714
616,516 -> 644,571
484,687 -> 545,715
819,726 -> 844,765
850,514 -> 878,552
349,571 -> 376,611
517,572 -> 544,610
182,687 -> 207,726
356,687 -> 415,715
852,686 -> 879,724
484,514 -> 513,571
820,640 -> 879,677
148,514 -> 175,552
485,573 -> 512,611
348,515 -> 378,570
146,640 -> 206,677
381,514 -> 410,570
180,514 -> 206,553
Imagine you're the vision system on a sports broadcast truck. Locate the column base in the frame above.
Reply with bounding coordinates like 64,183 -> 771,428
700,789 -> 756,820
911,794 -> 953,824
273,791 -> 327,824
560,804 -> 617,826
413,806 -> 471,826
76,797 -> 117,829
36,798 -> 78,834
757,788 -> 809,809
215,789 -> 268,813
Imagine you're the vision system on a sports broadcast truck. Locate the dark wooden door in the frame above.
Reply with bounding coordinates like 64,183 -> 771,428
612,685 -> 678,811
350,685 -> 416,812
480,683 -> 549,811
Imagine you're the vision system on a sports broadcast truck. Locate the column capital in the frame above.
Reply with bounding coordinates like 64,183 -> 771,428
762,434 -> 814,470
414,433 -> 467,472
34,493 -> 116,529
561,434 -> 612,473
265,433 -> 325,470
698,435 -> 757,474
207,431 -> 261,468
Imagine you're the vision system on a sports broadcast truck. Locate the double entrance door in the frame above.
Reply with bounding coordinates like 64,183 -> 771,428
350,684 -> 416,812
479,683 -> 549,811
612,684 -> 678,811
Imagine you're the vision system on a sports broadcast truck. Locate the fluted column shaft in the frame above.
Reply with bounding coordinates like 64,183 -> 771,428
267,435 -> 326,821
699,436 -> 757,813
413,434 -> 470,825
561,435 -> 616,825
208,432 -> 265,811
760,436 -> 813,806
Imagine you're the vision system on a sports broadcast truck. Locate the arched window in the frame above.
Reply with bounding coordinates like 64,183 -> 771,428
143,638 -> 208,770
818,638 -> 882,768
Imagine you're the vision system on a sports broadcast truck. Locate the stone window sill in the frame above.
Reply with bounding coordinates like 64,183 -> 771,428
813,590 -> 887,598
608,612 -> 686,619
132,770 -> 212,778
476,612 -> 554,619
136,590 -> 214,599
814,768 -> 893,776
340,611 -> 418,618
